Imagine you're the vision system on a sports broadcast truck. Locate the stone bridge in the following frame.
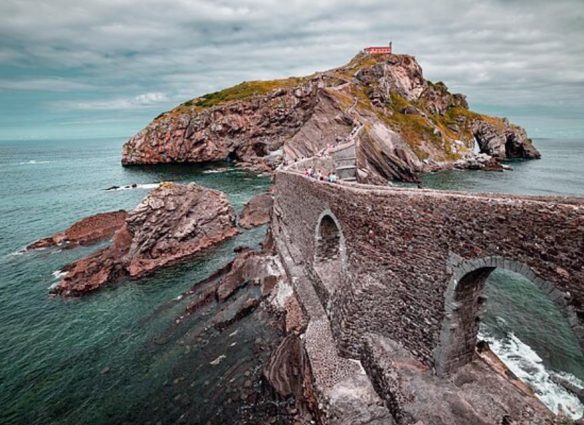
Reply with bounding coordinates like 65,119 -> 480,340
273,165 -> 584,379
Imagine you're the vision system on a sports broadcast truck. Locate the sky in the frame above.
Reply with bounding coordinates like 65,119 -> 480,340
0,0 -> 583,141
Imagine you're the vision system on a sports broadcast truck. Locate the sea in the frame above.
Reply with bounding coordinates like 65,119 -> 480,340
0,137 -> 583,423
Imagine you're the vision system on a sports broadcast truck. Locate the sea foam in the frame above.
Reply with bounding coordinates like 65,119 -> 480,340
480,329 -> 584,419
51,269 -> 67,280
19,160 -> 51,165
106,183 -> 160,191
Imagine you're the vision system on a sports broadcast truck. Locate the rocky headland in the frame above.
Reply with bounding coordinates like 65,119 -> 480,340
34,49 -> 580,425
52,182 -> 238,296
26,210 -> 127,251
122,51 -> 540,183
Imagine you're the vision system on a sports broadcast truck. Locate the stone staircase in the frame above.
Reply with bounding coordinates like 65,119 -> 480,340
330,121 -> 361,181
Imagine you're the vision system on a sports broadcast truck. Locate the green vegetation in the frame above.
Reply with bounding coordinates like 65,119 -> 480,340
194,77 -> 305,108
383,93 -> 445,160
159,181 -> 175,189
154,77 -> 307,121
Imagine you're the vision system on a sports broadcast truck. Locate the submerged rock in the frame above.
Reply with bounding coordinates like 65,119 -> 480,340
52,183 -> 238,296
26,210 -> 127,250
182,232 -> 286,322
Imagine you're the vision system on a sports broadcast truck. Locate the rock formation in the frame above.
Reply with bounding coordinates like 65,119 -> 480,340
27,210 -> 127,250
238,192 -> 273,229
180,242 -> 286,324
122,51 -> 540,183
52,183 -> 238,296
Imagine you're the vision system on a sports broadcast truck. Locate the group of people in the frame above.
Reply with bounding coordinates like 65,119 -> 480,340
303,167 -> 338,183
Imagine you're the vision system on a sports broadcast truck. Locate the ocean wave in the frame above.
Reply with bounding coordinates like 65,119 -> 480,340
479,329 -> 584,419
104,183 -> 160,191
19,160 -> 51,165
51,269 -> 67,280
7,248 -> 25,256
202,168 -> 229,174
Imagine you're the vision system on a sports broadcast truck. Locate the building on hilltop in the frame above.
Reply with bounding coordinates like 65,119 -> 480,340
363,42 -> 392,55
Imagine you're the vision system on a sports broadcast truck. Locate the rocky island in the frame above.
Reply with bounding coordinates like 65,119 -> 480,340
122,51 -> 540,182
37,49 -> 584,424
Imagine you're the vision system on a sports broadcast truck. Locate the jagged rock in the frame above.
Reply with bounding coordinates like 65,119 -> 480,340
550,375 -> 584,404
122,51 -> 540,183
51,183 -> 238,296
356,54 -> 427,101
239,192 -> 273,229
27,210 -> 127,250
453,153 -> 506,171
472,119 -> 540,160
180,229 -> 286,324
360,335 -> 553,425
402,106 -> 421,115
263,334 -> 306,397
419,81 -> 468,115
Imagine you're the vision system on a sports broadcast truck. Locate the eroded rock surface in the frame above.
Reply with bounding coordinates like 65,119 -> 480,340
238,192 -> 273,229
52,183 -> 238,296
27,210 -> 127,250
122,51 -> 540,183
361,335 -> 554,425
472,119 -> 541,160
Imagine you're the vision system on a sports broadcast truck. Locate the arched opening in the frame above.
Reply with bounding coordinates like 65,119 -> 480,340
434,266 -> 494,375
435,258 -> 584,418
316,215 -> 340,260
251,142 -> 268,157
313,212 -> 345,300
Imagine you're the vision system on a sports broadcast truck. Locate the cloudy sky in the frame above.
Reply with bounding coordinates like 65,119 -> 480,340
1,0 -> 583,140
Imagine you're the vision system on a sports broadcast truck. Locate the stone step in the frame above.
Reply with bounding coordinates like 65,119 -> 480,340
334,156 -> 357,162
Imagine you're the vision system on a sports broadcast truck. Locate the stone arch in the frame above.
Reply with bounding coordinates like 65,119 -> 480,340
434,256 -> 580,377
313,210 -> 347,302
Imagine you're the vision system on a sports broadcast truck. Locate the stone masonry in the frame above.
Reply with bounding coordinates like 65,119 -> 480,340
273,167 -> 584,375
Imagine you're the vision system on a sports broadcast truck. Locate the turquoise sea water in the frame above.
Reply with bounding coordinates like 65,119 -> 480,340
0,137 -> 273,424
0,137 -> 583,422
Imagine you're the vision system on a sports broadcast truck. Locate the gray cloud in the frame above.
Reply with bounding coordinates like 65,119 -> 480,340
53,92 -> 172,110
0,78 -> 94,91
0,0 -> 583,138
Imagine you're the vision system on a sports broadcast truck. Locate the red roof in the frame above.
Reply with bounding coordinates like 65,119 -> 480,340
364,46 -> 392,54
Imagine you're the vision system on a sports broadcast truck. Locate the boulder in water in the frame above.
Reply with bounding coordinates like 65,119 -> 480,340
52,182 -> 238,296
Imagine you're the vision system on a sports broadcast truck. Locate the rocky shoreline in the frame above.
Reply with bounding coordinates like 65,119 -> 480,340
27,49 -> 579,425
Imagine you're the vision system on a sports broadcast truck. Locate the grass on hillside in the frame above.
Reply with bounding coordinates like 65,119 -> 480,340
155,77 -> 307,120
194,78 -> 305,108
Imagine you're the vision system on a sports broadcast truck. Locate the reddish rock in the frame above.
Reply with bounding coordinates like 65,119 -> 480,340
181,232 -> 286,321
27,210 -> 127,250
122,52 -> 539,183
52,183 -> 238,296
238,192 -> 273,229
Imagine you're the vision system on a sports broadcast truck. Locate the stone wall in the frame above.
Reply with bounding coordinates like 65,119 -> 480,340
273,169 -> 584,370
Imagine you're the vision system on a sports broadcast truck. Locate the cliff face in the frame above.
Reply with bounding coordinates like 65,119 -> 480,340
122,52 -> 540,182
